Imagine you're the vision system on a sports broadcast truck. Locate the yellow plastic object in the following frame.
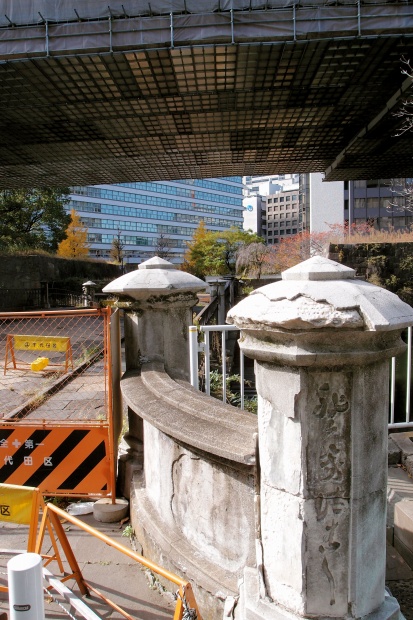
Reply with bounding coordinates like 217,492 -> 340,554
0,483 -> 39,525
30,356 -> 49,371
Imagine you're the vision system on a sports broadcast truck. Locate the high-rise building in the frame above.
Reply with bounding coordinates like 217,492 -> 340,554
245,173 -> 412,243
243,174 -> 300,243
68,178 -> 244,266
345,178 -> 413,230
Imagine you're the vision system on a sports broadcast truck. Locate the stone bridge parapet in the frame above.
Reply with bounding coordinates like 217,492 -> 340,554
104,255 -> 413,620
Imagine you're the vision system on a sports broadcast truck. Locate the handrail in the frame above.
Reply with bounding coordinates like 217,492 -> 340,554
191,324 -> 413,428
388,325 -> 412,429
189,324 -> 245,409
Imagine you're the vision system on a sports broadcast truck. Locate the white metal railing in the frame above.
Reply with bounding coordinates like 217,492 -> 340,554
190,324 -> 413,428
389,326 -> 412,429
189,324 -> 245,409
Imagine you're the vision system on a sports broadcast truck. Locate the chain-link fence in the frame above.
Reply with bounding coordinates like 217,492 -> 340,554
0,309 -> 111,422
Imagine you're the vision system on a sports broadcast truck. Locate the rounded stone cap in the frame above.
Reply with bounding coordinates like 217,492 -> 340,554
102,257 -> 206,300
228,256 -> 413,332
282,256 -> 355,281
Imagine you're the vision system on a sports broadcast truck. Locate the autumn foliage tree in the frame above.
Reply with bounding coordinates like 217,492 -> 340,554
181,222 -> 263,279
57,209 -> 90,259
264,230 -> 330,273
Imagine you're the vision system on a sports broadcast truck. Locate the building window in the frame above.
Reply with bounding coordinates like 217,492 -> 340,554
367,197 -> 379,209
280,197 -> 284,202
354,198 -> 366,209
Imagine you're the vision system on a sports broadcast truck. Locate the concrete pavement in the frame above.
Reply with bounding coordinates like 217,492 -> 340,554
0,511 -> 175,619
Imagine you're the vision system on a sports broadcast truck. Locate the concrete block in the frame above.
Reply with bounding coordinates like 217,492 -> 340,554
404,456 -> 413,478
389,432 -> 413,462
389,437 -> 402,466
394,501 -> 413,569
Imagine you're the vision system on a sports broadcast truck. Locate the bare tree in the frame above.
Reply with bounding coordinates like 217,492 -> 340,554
388,177 -> 413,213
110,230 -> 125,270
236,242 -> 270,278
154,233 -> 173,260
390,58 -> 413,212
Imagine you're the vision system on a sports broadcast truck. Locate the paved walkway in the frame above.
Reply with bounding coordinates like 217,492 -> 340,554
0,513 -> 175,619
387,465 -> 413,619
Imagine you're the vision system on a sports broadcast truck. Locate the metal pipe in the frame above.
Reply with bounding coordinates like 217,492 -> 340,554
390,356 -> 396,425
222,330 -> 226,404
204,330 -> 211,396
201,325 -> 238,332
42,503 -> 188,586
407,326 -> 412,421
170,12 -> 174,48
109,15 -> 113,52
189,326 -> 198,389
240,349 -> 245,410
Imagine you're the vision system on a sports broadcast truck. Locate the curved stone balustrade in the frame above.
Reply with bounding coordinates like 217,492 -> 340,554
121,362 -> 257,618
121,362 -> 257,464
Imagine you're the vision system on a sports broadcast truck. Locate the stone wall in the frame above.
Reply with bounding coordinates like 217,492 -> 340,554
329,242 -> 413,306
0,254 -> 119,291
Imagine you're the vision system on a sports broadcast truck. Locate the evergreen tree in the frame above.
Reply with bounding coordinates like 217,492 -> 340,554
0,187 -> 70,252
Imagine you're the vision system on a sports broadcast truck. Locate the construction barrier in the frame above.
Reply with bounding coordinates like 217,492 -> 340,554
0,308 -> 118,500
0,483 -> 63,594
36,503 -> 203,620
0,422 -> 112,496
4,334 -> 74,374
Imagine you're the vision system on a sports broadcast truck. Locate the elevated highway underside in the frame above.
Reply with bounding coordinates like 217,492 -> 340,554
1,1 -> 413,187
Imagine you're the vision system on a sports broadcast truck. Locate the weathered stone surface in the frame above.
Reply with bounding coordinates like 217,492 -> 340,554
228,256 -> 413,333
388,438 -> 401,466
230,257 -> 412,620
103,256 -> 206,300
389,432 -> 413,462
121,364 -> 257,464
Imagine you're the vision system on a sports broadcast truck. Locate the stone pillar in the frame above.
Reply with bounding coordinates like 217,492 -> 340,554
227,256 -> 413,620
103,256 -> 205,497
103,256 -> 205,381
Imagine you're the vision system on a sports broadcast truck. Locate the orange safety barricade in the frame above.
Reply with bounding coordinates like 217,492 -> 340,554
36,503 -> 203,620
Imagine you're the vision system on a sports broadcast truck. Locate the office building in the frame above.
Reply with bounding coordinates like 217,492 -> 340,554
245,173 -> 412,245
68,178 -> 244,266
243,174 -> 300,243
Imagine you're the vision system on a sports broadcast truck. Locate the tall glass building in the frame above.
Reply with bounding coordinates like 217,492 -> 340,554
69,178 -> 244,266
